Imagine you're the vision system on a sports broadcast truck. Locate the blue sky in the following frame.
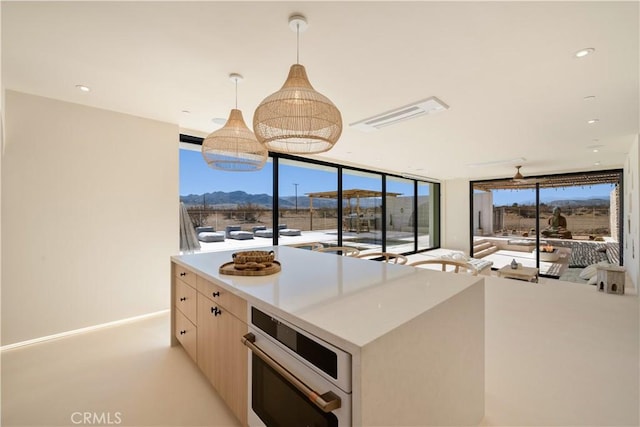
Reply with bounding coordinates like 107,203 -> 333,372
180,149 -> 424,197
180,149 -> 273,195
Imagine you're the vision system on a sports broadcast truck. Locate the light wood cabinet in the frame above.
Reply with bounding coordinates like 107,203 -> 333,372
174,264 -> 197,287
197,291 -> 247,426
196,293 -> 221,386
197,275 -> 247,321
175,279 -> 197,324
174,310 -> 197,362
214,301 -> 248,425
172,262 -> 248,427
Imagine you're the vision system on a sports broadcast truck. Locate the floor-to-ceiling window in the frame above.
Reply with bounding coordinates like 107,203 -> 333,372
179,145 -> 274,251
386,176 -> 416,253
341,170 -> 383,254
179,135 -> 441,256
278,158 -> 339,245
538,183 -> 617,240
418,181 -> 439,251
471,170 -> 623,279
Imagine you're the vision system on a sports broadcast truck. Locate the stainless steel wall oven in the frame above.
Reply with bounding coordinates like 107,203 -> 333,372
243,306 -> 352,426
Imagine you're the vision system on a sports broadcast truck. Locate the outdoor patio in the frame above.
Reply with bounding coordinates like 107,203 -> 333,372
473,235 -> 621,279
186,229 -> 429,255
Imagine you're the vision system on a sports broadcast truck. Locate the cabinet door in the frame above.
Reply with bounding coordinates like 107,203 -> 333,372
197,292 -> 248,426
217,310 -> 248,426
197,293 -> 222,388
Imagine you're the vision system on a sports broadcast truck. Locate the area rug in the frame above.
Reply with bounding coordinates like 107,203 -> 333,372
550,241 -> 609,268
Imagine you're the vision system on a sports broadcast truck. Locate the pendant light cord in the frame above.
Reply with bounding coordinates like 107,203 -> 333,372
296,22 -> 300,64
234,78 -> 238,109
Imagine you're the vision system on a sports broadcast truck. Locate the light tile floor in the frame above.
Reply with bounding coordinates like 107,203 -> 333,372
2,277 -> 638,426
1,313 -> 240,427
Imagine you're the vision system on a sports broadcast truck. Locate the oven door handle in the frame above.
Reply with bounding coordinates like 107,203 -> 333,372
242,332 -> 342,413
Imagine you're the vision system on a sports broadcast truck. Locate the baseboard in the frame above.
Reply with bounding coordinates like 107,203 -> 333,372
1,309 -> 170,352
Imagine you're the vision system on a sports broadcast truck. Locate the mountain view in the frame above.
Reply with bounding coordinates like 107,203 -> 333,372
543,198 -> 610,207
498,197 -> 610,207
180,191 -> 340,209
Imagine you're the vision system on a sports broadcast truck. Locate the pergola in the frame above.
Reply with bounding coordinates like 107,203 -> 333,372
473,170 -> 621,191
305,189 -> 402,232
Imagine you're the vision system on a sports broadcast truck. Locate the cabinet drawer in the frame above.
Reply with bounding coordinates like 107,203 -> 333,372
174,264 -> 197,288
175,279 -> 197,324
175,310 -> 197,363
197,276 -> 247,322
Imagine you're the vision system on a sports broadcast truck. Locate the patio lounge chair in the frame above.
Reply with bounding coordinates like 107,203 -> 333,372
225,225 -> 254,240
195,226 -> 225,242
279,228 -> 301,236
254,229 -> 274,238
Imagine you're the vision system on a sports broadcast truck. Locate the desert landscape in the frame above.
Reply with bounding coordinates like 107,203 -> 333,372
496,205 -> 612,238
187,206 -> 344,233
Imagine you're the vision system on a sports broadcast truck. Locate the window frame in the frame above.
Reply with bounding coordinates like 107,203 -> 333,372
179,134 -> 441,255
469,168 -> 624,276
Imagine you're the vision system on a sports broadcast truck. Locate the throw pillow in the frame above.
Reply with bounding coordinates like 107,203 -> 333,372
580,261 -> 612,280
587,275 -> 598,286
579,264 -> 598,280
452,253 -> 470,261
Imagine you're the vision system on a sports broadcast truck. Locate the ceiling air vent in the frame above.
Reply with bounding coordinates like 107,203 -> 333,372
350,97 -> 449,132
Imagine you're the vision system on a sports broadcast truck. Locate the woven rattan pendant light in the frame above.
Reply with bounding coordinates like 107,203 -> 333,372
253,14 -> 342,154
202,74 -> 267,171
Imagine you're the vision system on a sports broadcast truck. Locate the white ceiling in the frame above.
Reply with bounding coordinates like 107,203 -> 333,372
3,1 -> 638,181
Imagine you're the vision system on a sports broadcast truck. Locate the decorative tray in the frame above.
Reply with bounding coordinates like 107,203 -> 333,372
219,260 -> 281,276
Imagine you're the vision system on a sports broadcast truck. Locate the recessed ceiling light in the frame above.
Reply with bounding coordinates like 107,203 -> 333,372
583,95 -> 596,101
587,119 -> 599,124
575,48 -> 595,58
211,118 -> 227,125
594,161 -> 601,166
75,85 -> 90,92
592,149 -> 599,153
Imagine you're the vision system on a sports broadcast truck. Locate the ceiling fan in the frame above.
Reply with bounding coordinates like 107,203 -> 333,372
513,165 -> 525,180
512,165 -> 548,184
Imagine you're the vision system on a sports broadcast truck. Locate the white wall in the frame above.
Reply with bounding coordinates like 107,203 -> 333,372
442,178 -> 470,253
472,191 -> 493,235
1,91 -> 179,345
1,5 -> 4,349
623,135 -> 639,292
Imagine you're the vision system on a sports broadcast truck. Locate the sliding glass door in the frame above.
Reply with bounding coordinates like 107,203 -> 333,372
179,135 -> 441,255
278,159 -> 338,245
342,170 -> 383,254
471,170 -> 623,279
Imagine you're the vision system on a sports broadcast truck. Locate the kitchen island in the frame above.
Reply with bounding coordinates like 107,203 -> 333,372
171,246 -> 484,426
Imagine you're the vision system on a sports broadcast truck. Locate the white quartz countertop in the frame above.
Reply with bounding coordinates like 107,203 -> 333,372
172,246 -> 483,352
